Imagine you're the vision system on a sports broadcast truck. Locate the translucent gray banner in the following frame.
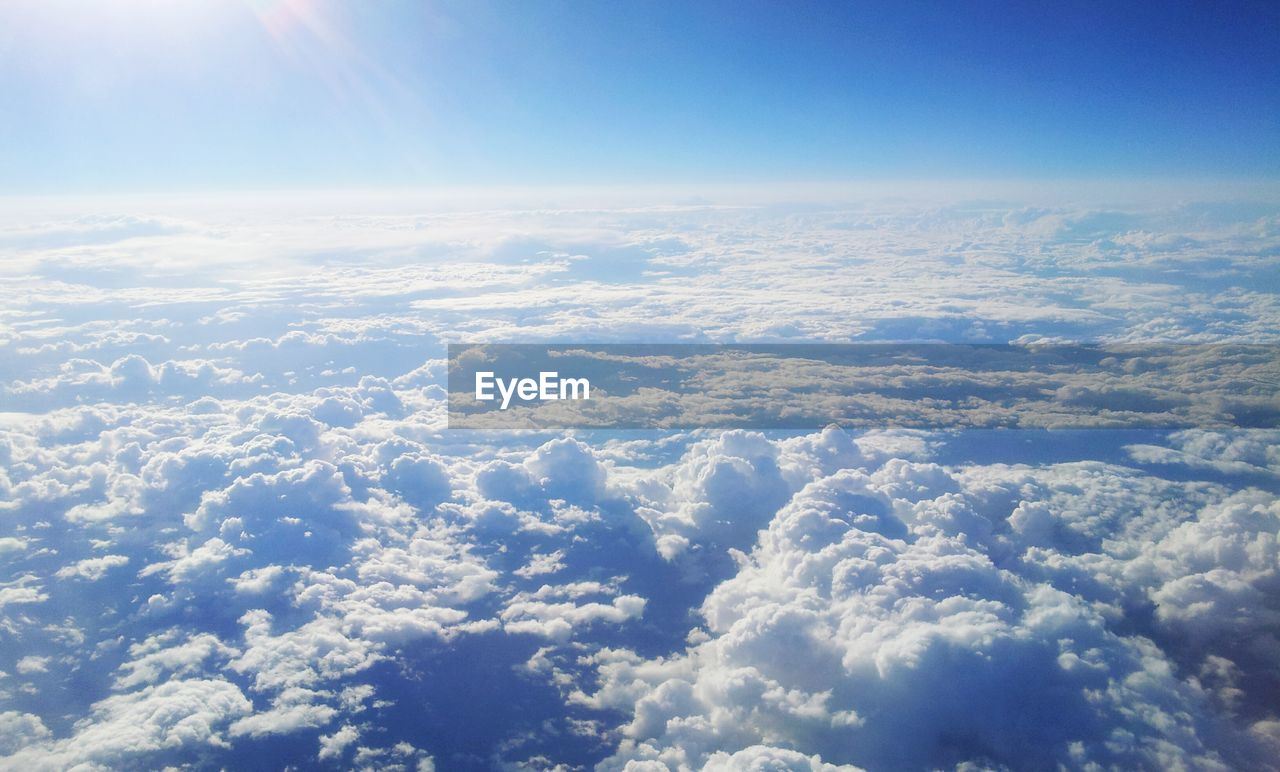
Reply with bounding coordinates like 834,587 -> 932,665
446,344 -> 1280,430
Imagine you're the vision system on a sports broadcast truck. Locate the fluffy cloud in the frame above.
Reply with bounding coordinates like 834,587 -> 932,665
318,723 -> 360,761
0,679 -> 252,770
502,583 -> 646,642
229,609 -> 383,693
54,554 -> 129,581
637,431 -> 794,563
0,711 -> 52,755
114,631 -> 239,689
573,437 -> 1280,770
2,190 -> 1277,769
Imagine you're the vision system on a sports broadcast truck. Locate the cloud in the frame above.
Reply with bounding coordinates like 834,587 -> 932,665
54,554 -> 129,581
637,431 -> 794,562
2,192 -> 1278,769
114,630 -> 239,689
502,589 -> 646,642
0,711 -> 52,755
15,656 -> 50,675
0,576 -> 48,610
1126,429 -> 1280,476
318,724 -> 360,761
229,609 -> 382,693
4,354 -> 259,410
702,745 -> 861,771
149,538 -> 248,586
477,437 -> 612,507
382,453 -> 452,509
582,451 -> 1277,770
183,460 -> 363,570
0,679 -> 252,770
513,549 -> 566,579
227,687 -> 338,738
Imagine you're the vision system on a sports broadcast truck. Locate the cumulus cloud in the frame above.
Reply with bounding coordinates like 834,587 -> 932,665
114,630 -> 239,689
0,711 -> 52,755
637,430 -> 794,562
502,586 -> 646,642
54,554 -> 129,581
702,745 -> 860,771
584,459 -> 1272,770
318,723 -> 360,761
227,689 -> 338,738
0,679 -> 252,770
15,656 -> 50,675
229,609 -> 383,693
2,191 -> 1277,769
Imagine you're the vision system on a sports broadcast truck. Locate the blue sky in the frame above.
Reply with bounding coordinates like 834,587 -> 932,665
1,0 -> 1277,192
3,9 -> 1280,763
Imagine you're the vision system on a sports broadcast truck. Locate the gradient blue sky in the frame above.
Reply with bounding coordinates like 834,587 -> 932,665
1,0 -> 1277,192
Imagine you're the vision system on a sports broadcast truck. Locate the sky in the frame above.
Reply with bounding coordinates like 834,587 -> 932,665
3,3 -> 1280,769
1,0 -> 1278,192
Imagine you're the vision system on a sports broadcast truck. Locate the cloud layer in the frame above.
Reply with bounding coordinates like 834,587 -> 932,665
1,190 -> 1278,769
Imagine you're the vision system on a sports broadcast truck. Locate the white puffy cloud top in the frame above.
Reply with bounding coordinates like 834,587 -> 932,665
0,191 -> 1278,769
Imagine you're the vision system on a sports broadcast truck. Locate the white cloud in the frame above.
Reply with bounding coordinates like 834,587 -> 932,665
514,549 -> 566,579
2,192 -> 1277,769
318,723 -> 360,761
636,431 -> 795,562
54,554 -> 129,581
582,452 -> 1276,770
15,656 -> 50,675
229,609 -> 382,693
228,696 -> 337,738
0,679 -> 252,770
703,745 -> 862,771
114,630 -> 238,689
0,712 -> 52,756
502,591 -> 646,642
